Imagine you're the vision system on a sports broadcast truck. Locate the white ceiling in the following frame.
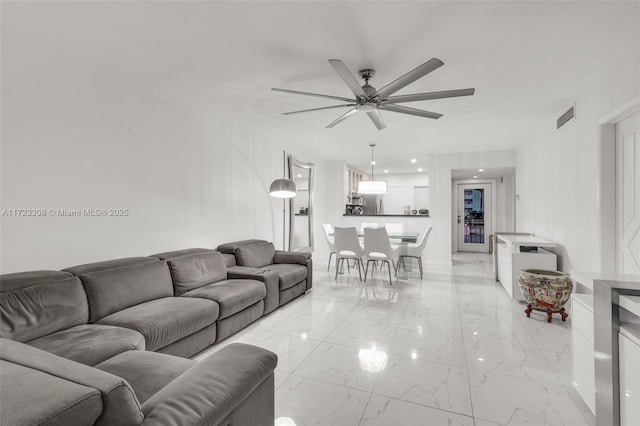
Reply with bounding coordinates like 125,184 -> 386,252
5,1 -> 639,172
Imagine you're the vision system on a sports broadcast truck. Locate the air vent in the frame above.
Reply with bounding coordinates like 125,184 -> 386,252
557,105 -> 575,129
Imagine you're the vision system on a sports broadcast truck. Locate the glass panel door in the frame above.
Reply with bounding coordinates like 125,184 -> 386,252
457,183 -> 492,252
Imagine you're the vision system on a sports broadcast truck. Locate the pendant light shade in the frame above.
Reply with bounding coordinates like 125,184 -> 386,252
270,178 -> 297,198
358,143 -> 387,195
358,180 -> 387,194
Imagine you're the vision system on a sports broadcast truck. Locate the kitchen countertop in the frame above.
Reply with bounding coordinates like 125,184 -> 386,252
342,214 -> 430,217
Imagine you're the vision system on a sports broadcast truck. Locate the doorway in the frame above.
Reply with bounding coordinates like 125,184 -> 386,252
456,183 -> 493,253
616,110 -> 640,274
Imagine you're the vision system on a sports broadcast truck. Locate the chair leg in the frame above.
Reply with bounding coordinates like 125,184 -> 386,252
364,260 -> 371,281
335,258 -> 341,280
392,260 -> 398,278
418,256 -> 423,279
385,260 -> 392,285
356,258 -> 363,281
327,252 -> 334,272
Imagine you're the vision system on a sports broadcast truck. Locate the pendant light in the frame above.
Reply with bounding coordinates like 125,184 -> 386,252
358,144 -> 387,194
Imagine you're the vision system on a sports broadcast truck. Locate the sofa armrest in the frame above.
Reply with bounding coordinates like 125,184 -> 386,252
227,267 -> 280,314
140,343 -> 277,426
273,251 -> 311,265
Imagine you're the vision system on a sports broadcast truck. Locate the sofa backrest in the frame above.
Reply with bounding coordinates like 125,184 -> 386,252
65,258 -> 174,323
0,338 -> 143,426
0,270 -> 89,342
217,239 -> 267,254
234,241 -> 276,268
164,251 -> 228,296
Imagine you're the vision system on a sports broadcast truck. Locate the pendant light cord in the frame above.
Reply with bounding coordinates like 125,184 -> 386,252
370,143 -> 376,180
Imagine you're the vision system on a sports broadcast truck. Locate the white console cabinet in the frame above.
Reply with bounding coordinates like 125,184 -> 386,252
495,234 -> 557,300
571,293 -> 595,414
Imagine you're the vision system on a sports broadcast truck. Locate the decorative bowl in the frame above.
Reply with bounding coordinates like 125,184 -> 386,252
518,269 -> 573,321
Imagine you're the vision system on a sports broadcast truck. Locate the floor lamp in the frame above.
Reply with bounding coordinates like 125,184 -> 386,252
269,151 -> 297,250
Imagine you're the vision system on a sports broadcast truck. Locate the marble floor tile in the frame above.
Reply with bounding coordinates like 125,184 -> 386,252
374,354 -> 473,416
287,298 -> 357,319
468,369 -> 587,425
520,317 -> 573,354
344,304 -> 405,326
360,394 -> 475,426
276,374 -> 370,426
462,319 -> 538,350
323,319 -> 399,352
465,340 -> 561,385
261,311 -> 339,340
293,342 -> 385,392
399,312 -> 464,337
390,327 -> 467,367
232,329 -> 321,373
541,350 -> 573,387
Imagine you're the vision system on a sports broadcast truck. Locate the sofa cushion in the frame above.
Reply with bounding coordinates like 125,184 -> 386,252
222,253 -> 236,267
28,324 -> 145,366
1,338 -> 144,426
96,350 -> 195,404
267,263 -> 308,290
234,242 -> 276,268
75,260 -> 174,322
181,279 -> 266,319
1,359 -> 103,426
96,297 -> 219,351
273,250 -> 312,265
0,270 -> 88,342
217,239 -> 267,254
167,251 -> 227,296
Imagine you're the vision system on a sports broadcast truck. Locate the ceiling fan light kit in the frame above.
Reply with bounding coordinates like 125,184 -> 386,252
358,144 -> 387,195
273,58 -> 475,130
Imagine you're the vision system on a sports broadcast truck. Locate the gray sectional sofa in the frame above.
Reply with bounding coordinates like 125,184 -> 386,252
0,240 -> 312,426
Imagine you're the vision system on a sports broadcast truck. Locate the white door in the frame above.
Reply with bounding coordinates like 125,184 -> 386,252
457,183 -> 492,253
617,111 -> 640,274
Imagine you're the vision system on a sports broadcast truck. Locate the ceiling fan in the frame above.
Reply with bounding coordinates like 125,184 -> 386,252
272,58 -> 475,130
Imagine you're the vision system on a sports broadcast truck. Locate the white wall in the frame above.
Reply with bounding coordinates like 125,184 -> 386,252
380,173 -> 430,215
516,43 -> 640,274
0,32 -> 292,273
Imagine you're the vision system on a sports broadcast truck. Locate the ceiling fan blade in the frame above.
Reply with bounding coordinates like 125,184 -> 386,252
367,110 -> 386,130
382,88 -> 475,104
328,59 -> 367,98
283,104 -> 356,115
372,58 -> 444,100
325,106 -> 359,128
272,88 -> 354,103
381,104 -> 443,120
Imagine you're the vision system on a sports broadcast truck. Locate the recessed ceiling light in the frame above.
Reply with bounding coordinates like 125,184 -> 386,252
473,175 -> 478,178
384,169 -> 389,173
297,174 -> 302,178
478,168 -> 484,172
371,161 -> 376,165
410,158 -> 417,163
478,358 -> 484,362
418,168 -> 423,172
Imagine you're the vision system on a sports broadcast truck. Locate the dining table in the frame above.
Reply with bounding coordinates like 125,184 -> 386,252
329,231 -> 420,279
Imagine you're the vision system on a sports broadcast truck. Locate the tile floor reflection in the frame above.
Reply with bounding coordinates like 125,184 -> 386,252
194,253 -> 594,426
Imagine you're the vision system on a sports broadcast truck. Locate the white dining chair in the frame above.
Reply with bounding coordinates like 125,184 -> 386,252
333,227 -> 365,281
399,225 -> 433,279
363,227 -> 400,284
322,223 -> 336,272
384,222 -> 404,245
360,222 -> 380,232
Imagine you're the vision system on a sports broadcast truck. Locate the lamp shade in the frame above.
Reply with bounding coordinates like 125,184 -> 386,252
358,180 -> 387,194
270,178 -> 297,198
